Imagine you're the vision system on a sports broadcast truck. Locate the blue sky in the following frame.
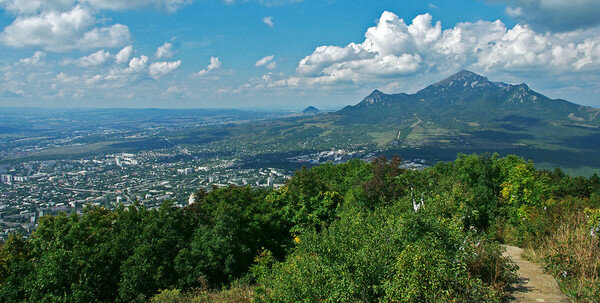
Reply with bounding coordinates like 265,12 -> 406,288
0,0 -> 600,109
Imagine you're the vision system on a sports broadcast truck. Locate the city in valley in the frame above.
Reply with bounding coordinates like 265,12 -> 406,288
0,153 -> 292,238
0,108 -> 430,239
0,149 -> 428,239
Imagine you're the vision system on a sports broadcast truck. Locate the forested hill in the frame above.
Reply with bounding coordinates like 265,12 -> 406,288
166,70 -> 600,176
339,70 -> 600,125
1,154 -> 599,302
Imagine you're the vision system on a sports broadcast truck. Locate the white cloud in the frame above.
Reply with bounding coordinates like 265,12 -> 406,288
0,0 -> 185,53
0,0 -> 191,14
266,61 -> 277,70
115,45 -> 133,64
77,24 -> 130,50
165,85 -> 190,97
224,0 -> 304,6
262,16 -> 274,28
292,11 -> 600,87
128,55 -> 149,72
155,42 -> 173,59
0,41 -> 189,105
86,0 -> 190,13
148,60 -> 181,79
258,0 -> 305,6
77,49 -> 112,67
166,85 -> 183,94
0,6 -> 131,52
255,55 -> 274,67
16,51 -> 46,66
198,57 -> 222,75
498,0 -> 600,31
0,0 -> 76,15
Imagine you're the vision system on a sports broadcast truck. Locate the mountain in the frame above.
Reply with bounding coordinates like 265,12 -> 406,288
50,70 -> 599,175
229,70 -> 600,174
301,106 -> 320,115
340,70 -> 599,127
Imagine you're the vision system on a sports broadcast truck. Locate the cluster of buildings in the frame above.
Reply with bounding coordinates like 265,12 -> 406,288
290,149 -> 377,164
0,151 -> 292,240
1,174 -> 29,183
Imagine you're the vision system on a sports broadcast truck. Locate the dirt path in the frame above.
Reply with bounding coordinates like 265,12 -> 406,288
503,245 -> 570,303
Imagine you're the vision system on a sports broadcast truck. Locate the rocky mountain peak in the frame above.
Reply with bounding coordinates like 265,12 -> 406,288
360,89 -> 389,106
432,70 -> 493,88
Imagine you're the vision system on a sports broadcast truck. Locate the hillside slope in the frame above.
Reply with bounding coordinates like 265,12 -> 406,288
205,70 -> 600,174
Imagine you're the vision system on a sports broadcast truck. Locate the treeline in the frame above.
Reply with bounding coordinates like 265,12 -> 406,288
1,154 -> 600,302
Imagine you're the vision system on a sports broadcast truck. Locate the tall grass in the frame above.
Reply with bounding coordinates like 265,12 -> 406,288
533,210 -> 600,302
150,284 -> 254,303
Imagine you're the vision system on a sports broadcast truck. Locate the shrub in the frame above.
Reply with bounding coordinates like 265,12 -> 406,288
257,209 -> 510,303
383,238 -> 499,303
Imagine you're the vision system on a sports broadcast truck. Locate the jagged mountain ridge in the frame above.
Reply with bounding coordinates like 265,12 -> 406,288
340,70 -> 599,126
173,70 -> 600,175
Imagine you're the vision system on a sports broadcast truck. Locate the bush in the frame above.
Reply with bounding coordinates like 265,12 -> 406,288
383,238 -> 499,303
256,209 -> 509,303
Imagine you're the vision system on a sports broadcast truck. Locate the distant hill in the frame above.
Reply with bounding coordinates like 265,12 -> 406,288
301,106 -> 320,115
22,70 -> 599,175
339,70 -> 599,127
202,70 -> 600,175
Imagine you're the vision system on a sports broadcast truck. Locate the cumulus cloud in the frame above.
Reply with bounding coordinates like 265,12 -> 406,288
257,0 -> 305,6
0,0 -> 187,53
255,55 -> 277,70
16,51 -> 46,66
498,0 -> 600,31
266,61 -> 277,70
165,85 -> 190,97
254,55 -> 275,67
292,11 -> 600,87
225,0 -> 304,6
155,42 -> 173,59
87,0 -> 190,13
0,0 -> 75,14
198,57 -> 222,75
78,24 -> 130,50
262,16 -> 274,28
148,60 -> 181,79
77,49 -> 112,67
0,39 -> 184,105
128,55 -> 149,72
0,6 -> 131,52
0,0 -> 191,14
115,45 -> 133,64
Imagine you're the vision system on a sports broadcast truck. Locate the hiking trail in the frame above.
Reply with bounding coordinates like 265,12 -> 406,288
503,245 -> 570,303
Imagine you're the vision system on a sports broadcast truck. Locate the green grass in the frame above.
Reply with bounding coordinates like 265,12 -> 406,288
33,141 -> 119,156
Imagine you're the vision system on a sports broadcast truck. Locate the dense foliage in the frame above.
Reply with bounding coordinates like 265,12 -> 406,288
1,154 -> 599,302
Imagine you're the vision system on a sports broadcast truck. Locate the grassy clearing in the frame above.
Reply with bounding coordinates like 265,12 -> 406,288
33,141 -> 118,156
369,130 -> 398,147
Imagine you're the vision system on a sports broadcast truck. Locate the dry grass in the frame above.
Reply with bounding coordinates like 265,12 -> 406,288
533,211 -> 600,302
150,285 -> 254,303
